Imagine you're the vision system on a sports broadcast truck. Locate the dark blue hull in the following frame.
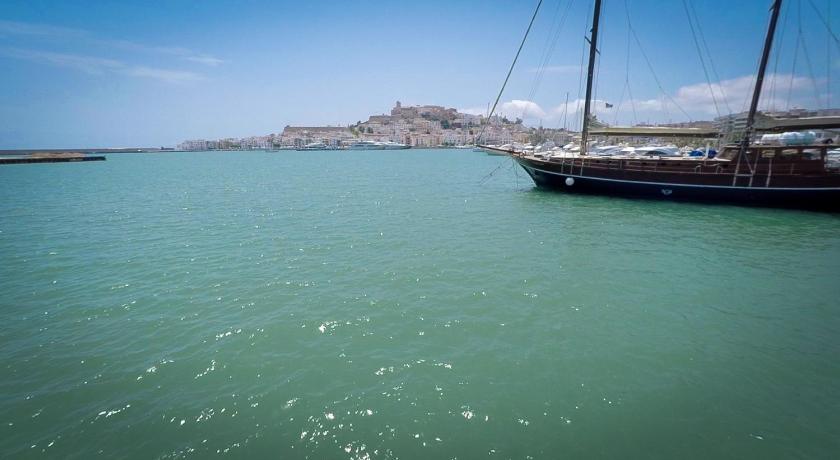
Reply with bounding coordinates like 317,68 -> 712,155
516,157 -> 840,211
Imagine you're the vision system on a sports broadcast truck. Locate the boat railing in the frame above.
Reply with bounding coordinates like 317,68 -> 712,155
535,145 -> 837,177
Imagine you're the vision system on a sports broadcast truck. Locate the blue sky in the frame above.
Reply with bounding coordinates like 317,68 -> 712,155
1,0 -> 838,148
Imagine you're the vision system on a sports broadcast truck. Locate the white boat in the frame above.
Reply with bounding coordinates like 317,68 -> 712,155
296,142 -> 330,151
347,140 -> 410,150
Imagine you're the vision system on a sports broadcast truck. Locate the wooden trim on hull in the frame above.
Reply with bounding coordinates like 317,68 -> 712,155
515,158 -> 840,210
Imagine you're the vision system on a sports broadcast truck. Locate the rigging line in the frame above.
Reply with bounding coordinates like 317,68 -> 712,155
529,0 -> 573,95
475,0 -> 543,145
525,0 -> 576,121
688,0 -> 731,114
623,0 -> 638,125
786,30 -> 801,109
524,0 -> 564,111
573,0 -> 594,132
613,82 -> 627,126
828,0 -> 831,109
478,157 -> 510,185
614,3 -> 630,132
796,0 -> 822,108
627,18 -> 692,120
661,95 -> 672,122
627,82 -> 638,125
740,2 -> 776,116
800,41 -> 821,108
562,92 -> 570,130
769,0 -> 791,111
682,0 -> 721,118
806,0 -> 840,51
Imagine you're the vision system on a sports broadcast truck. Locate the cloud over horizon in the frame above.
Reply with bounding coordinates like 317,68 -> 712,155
0,47 -> 203,83
0,19 -> 225,74
463,73 -> 830,128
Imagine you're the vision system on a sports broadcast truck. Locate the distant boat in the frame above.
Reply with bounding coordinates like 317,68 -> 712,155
506,0 -> 840,210
347,140 -> 410,150
296,142 -> 331,151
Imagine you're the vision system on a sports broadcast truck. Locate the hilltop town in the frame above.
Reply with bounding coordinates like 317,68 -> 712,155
178,102 -> 572,151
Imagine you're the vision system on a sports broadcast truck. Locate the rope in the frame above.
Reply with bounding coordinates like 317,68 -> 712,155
786,41 -> 801,109
573,0 -> 594,132
768,1 -> 790,111
623,0 -> 638,125
682,0 -> 721,118
688,0 -> 731,114
627,12 -> 692,120
476,0 -> 543,145
478,160 -> 508,184
524,0 -> 576,119
795,0 -> 823,108
806,0 -> 840,51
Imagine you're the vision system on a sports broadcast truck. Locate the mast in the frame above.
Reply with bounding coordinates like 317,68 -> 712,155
739,0 -> 783,155
580,0 -> 602,155
563,91 -> 570,131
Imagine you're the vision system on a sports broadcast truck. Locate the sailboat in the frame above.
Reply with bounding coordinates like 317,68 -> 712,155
508,0 -> 840,210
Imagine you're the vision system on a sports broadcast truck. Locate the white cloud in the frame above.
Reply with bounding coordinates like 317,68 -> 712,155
627,73 -> 822,118
122,66 -> 203,83
0,20 -> 84,37
553,73 -> 827,126
0,47 -> 202,83
498,100 -> 546,119
461,73 -> 827,129
186,55 -> 226,66
0,48 -> 122,74
459,106 -> 488,116
0,19 -> 224,67
461,100 -> 547,120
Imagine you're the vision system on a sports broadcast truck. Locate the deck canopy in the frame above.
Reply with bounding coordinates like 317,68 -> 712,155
589,126 -> 720,138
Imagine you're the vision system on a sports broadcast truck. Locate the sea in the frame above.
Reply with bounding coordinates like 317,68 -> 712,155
1,149 -> 839,459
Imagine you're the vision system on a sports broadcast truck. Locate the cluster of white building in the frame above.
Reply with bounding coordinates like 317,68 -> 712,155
277,102 -> 533,148
351,102 -> 532,147
178,135 -> 278,151
178,102 -> 542,151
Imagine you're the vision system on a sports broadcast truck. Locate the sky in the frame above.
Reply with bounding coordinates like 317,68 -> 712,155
1,0 -> 838,148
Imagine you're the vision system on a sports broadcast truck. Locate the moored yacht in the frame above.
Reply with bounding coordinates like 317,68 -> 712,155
507,0 -> 840,210
296,142 -> 330,151
347,140 -> 410,150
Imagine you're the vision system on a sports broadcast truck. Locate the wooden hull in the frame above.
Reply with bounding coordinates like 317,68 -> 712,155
515,156 -> 840,211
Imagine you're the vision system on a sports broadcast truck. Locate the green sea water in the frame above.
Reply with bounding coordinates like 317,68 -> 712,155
1,149 -> 839,459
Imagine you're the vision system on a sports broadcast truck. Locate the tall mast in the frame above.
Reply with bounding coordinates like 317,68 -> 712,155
580,0 -> 602,155
739,0 -> 783,155
563,91 -> 570,131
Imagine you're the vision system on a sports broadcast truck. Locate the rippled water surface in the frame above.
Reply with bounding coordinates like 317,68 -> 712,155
1,150 -> 839,459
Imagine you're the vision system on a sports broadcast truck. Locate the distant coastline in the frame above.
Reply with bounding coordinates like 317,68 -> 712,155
0,147 -> 174,156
